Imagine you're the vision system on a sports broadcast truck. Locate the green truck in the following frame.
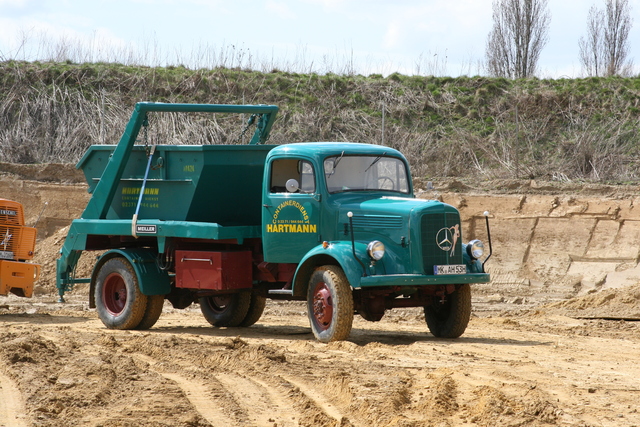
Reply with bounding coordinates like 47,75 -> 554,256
56,102 -> 491,342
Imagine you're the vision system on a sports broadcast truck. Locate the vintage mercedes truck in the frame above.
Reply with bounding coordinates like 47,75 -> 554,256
56,102 -> 491,342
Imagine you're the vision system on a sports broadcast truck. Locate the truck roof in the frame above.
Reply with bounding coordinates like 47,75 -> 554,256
268,142 -> 406,161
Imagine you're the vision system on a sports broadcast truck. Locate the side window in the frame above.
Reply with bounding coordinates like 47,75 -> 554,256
270,159 -> 315,193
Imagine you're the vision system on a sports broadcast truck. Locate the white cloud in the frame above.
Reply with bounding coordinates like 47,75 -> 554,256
266,0 -> 297,19
303,0 -> 345,11
129,0 -> 224,6
380,3 -> 490,50
0,16 -> 136,63
382,19 -> 402,49
0,0 -> 29,6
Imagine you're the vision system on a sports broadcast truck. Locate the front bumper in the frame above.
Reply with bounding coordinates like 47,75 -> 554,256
358,272 -> 490,288
0,259 -> 40,298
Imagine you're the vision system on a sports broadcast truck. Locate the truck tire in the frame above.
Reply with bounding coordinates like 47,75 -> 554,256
199,291 -> 251,327
307,265 -> 354,343
239,293 -> 267,327
95,257 -> 147,330
135,294 -> 165,330
423,284 -> 471,338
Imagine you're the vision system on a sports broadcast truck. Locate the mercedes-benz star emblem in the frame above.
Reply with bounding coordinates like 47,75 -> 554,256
1,229 -> 12,250
435,224 -> 460,256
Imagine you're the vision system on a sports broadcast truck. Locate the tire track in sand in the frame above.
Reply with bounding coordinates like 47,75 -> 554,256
0,370 -> 29,427
280,375 -> 348,424
161,372 -> 237,427
215,372 -> 299,427
132,354 -> 235,427
134,353 -> 305,426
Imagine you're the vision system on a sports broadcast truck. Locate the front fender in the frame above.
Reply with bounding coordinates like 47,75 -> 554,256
89,248 -> 171,308
292,242 -> 369,298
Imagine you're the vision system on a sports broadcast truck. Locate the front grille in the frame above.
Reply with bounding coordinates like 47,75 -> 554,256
0,225 -> 20,259
421,212 -> 463,274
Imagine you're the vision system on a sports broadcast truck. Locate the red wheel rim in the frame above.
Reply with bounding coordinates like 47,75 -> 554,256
312,282 -> 333,331
205,295 -> 231,314
102,272 -> 127,315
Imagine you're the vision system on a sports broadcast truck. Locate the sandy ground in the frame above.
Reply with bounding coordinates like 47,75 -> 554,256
1,296 -> 639,427
1,167 -> 640,426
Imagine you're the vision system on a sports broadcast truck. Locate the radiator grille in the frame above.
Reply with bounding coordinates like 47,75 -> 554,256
421,212 -> 463,274
0,225 -> 20,259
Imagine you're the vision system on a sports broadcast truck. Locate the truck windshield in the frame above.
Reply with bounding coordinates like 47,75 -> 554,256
324,155 -> 410,194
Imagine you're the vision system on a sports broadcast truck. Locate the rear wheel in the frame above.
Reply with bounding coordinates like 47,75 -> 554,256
307,265 -> 354,343
135,294 -> 165,330
423,284 -> 471,338
199,291 -> 251,327
239,293 -> 267,327
95,257 -> 147,330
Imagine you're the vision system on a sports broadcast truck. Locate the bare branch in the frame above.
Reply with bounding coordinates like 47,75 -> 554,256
579,6 -> 606,76
580,0 -> 633,76
485,0 -> 551,78
604,0 -> 633,76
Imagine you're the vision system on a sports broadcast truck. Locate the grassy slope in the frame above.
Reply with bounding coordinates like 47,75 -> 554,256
1,61 -> 639,182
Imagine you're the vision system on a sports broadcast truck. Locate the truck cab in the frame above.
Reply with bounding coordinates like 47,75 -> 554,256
263,142 -> 412,264
260,142 -> 490,341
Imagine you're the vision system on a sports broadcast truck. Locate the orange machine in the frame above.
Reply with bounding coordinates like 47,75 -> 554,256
0,199 -> 40,297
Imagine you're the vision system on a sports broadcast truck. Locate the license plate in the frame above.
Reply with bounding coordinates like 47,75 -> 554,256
0,251 -> 13,260
434,264 -> 466,275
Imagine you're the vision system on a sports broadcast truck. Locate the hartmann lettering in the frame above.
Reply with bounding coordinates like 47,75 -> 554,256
266,223 -> 317,233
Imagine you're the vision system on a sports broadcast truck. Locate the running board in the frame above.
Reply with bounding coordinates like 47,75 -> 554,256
268,289 -> 293,295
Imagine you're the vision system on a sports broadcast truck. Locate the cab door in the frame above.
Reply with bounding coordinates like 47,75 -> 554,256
262,158 -> 321,263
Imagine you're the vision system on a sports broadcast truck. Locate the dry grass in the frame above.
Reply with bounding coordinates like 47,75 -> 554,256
0,60 -> 639,183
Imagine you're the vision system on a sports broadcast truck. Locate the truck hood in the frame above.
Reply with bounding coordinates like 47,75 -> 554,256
338,195 -> 451,218
334,194 -> 458,245
334,195 -> 462,276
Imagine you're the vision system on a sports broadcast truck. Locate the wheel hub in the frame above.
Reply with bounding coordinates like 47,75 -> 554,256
312,282 -> 333,330
103,272 -> 127,315
209,295 -> 231,312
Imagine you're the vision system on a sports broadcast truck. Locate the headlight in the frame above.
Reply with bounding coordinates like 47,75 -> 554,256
466,239 -> 484,259
367,240 -> 385,260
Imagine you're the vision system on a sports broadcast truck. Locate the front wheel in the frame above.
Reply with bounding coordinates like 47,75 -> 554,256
307,265 -> 354,343
94,257 -> 148,330
199,291 -> 251,327
423,284 -> 471,338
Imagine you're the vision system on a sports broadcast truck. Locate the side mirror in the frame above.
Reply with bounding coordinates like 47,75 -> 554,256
285,179 -> 300,193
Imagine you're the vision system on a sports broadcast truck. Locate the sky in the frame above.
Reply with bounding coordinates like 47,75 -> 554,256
0,0 -> 639,78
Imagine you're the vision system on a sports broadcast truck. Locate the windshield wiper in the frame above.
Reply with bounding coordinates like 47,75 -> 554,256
365,152 -> 386,172
327,151 -> 345,178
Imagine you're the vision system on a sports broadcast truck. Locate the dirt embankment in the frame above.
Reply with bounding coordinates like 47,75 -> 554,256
432,179 -> 640,319
1,167 -> 640,426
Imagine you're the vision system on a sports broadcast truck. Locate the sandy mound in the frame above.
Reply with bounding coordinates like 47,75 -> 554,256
32,227 -> 99,296
541,284 -> 640,319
